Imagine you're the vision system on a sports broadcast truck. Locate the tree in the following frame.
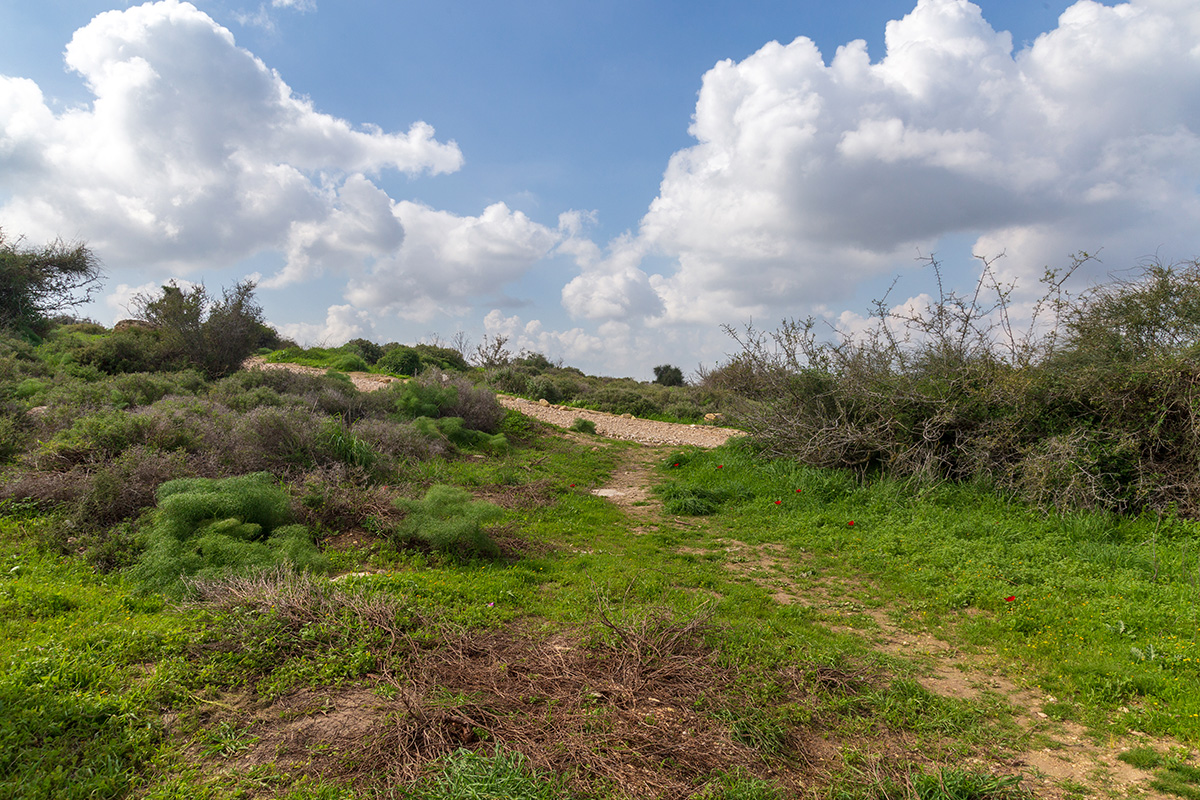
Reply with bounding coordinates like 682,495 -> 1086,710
0,229 -> 103,337
653,364 -> 685,387
132,280 -> 267,378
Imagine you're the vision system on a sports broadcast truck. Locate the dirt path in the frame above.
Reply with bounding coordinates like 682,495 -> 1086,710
587,443 -> 1175,800
242,357 -> 742,449
244,357 -> 1175,797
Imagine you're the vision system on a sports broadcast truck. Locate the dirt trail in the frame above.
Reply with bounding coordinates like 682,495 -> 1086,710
586,444 -> 1175,800
243,358 -> 1176,797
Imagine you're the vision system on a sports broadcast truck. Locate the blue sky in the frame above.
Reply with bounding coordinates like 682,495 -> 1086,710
3,0 -> 1198,378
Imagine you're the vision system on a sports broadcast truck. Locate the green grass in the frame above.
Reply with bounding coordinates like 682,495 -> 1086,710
3,396 -> 1200,798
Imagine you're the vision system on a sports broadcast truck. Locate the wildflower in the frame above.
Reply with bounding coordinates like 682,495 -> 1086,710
796,489 -> 802,493
847,520 -> 855,527
487,602 -> 495,607
1005,596 -> 1016,602
774,500 -> 782,505
716,465 -> 723,469
570,484 -> 576,487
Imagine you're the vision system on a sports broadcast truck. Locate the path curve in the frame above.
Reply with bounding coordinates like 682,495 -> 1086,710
242,357 -> 741,449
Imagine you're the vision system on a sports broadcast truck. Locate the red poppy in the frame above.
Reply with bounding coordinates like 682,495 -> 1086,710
570,484 -> 576,487
1005,596 -> 1016,602
673,463 -> 680,467
795,489 -> 802,493
774,500 -> 782,505
716,465 -> 723,469
847,520 -> 855,527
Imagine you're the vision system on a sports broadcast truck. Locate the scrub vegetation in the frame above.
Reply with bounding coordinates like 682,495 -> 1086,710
1,238 -> 1200,799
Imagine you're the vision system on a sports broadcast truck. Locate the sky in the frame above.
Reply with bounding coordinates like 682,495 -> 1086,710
2,0 -> 1199,379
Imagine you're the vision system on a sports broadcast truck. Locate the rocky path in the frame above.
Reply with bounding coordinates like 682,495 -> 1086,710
242,357 -> 743,449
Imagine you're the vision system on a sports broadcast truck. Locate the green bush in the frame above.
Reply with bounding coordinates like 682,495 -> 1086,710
489,366 -> 530,395
414,343 -> 469,372
394,381 -> 457,419
330,353 -> 370,373
589,386 -> 660,418
526,376 -> 561,404
570,418 -> 597,435
379,345 -> 421,376
392,484 -> 504,558
343,338 -> 383,365
131,473 -> 327,593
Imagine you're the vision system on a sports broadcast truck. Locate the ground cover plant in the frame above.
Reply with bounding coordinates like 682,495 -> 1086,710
3,306 -> 1200,799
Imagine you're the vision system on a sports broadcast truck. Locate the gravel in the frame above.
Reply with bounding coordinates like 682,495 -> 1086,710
496,396 -> 741,449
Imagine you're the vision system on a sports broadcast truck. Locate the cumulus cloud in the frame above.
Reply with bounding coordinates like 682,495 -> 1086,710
343,202 -> 562,321
275,304 -> 373,347
564,0 -> 1200,330
0,0 -> 461,275
482,310 -> 608,364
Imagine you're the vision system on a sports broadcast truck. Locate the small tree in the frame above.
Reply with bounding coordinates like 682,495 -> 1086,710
133,280 -> 267,378
653,364 -> 685,387
0,229 -> 103,337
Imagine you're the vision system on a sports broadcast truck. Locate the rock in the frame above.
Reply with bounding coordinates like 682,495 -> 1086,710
113,319 -> 153,332
704,413 -> 724,422
539,398 -> 551,407
621,413 -> 634,419
26,406 -> 49,417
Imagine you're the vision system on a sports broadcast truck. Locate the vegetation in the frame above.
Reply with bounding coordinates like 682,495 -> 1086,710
713,254 -> 1200,515
5,249 -> 1200,799
0,229 -> 103,339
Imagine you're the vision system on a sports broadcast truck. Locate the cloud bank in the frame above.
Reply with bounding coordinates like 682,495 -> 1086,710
565,0 -> 1200,332
0,0 -> 460,275
2,0 -> 1199,377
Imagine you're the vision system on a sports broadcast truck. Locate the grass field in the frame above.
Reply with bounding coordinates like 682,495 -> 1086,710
3,411 -> 1199,799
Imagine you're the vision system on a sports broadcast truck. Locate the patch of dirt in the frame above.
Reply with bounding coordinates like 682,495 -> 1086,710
701,537 -> 1178,800
184,618 -> 856,799
496,396 -> 742,448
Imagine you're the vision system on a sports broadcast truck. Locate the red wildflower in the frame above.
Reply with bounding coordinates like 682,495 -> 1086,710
1005,596 -> 1016,602
774,500 -> 782,505
847,520 -> 855,527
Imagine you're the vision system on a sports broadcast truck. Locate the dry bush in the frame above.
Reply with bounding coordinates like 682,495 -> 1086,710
291,464 -> 405,533
722,254 -> 1200,514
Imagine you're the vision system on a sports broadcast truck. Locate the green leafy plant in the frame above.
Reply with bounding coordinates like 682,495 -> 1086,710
570,417 -> 597,435
391,484 -> 504,558
131,473 -> 327,592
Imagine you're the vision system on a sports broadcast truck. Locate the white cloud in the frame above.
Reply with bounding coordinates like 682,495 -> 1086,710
0,0 -> 460,275
483,310 -> 608,364
343,201 -> 561,321
274,304 -> 372,347
567,0 -> 1200,332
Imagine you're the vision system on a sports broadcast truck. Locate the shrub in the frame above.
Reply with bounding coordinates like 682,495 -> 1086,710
330,353 -> 370,373
490,366 -> 530,396
76,327 -> 169,374
378,345 -> 421,376
570,418 -> 597,435
588,387 -> 660,418
343,338 -> 383,365
392,485 -> 503,558
394,380 -> 458,419
130,280 -> 270,378
351,417 -> 447,462
526,376 -> 562,404
439,374 -> 505,433
414,343 -> 469,372
131,473 -> 327,592
653,364 -> 686,387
